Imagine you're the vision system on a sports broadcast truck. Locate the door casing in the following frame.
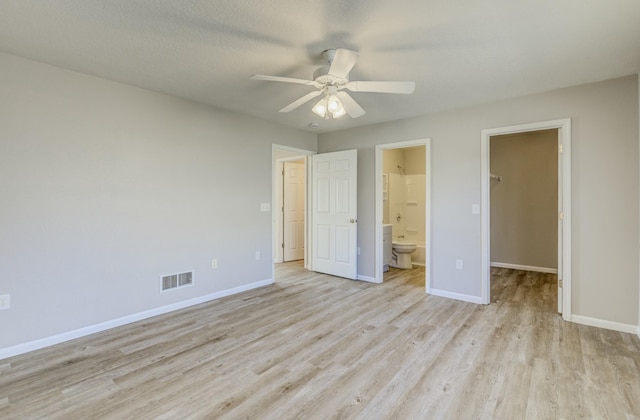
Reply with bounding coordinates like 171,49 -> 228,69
374,138 -> 432,289
480,119 -> 572,319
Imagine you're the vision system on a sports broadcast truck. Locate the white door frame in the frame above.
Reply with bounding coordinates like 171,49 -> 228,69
480,119 -> 572,320
271,144 -> 314,281
375,138 -> 432,291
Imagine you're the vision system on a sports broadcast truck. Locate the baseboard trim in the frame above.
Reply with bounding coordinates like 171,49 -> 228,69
428,288 -> 483,304
570,314 -> 638,335
357,274 -> 379,283
490,262 -> 557,274
0,278 -> 273,361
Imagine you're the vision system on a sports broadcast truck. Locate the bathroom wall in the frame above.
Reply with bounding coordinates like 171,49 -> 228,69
404,146 -> 426,174
382,149 -> 404,224
403,147 -> 426,243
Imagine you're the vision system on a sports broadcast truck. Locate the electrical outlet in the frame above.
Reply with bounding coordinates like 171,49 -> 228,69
255,251 -> 261,260
211,259 -> 218,269
456,259 -> 464,270
0,294 -> 10,310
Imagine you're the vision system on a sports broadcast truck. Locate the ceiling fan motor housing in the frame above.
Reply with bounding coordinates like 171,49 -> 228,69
313,66 -> 347,86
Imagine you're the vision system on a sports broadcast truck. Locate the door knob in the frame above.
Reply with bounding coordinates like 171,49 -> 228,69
350,218 -> 357,223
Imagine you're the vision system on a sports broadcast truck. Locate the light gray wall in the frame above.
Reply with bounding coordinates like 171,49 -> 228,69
490,130 -> 558,269
0,52 -> 316,350
319,75 -> 639,326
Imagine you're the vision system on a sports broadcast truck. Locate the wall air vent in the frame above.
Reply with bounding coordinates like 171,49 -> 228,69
161,271 -> 194,292
178,272 -> 193,287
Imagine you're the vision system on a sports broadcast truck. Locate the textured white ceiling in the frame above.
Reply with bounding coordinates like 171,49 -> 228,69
1,1 -> 639,133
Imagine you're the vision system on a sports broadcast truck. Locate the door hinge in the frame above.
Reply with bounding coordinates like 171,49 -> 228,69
559,144 -> 563,153
282,170 -> 285,175
281,243 -> 284,249
558,279 -> 563,288
559,211 -> 564,220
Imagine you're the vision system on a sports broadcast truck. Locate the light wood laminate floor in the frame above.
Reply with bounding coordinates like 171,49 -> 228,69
1,263 -> 639,419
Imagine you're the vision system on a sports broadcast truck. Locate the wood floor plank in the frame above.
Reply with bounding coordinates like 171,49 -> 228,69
1,263 -> 639,419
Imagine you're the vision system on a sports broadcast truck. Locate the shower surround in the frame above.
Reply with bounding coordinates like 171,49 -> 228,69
387,173 -> 426,265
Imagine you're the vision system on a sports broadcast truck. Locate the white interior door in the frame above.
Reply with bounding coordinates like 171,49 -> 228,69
312,149 -> 358,279
283,162 -> 305,262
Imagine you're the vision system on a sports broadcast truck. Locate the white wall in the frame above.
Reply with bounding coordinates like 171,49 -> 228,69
0,52 -> 316,352
319,75 -> 639,327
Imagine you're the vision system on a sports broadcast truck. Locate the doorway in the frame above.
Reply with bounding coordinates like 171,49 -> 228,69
490,129 -> 559,311
278,159 -> 305,262
481,119 -> 572,319
271,145 -> 359,283
375,138 -> 431,290
272,145 -> 313,282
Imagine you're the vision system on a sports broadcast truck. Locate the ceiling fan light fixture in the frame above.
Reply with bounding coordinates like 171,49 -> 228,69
313,94 -> 346,119
327,95 -> 341,112
312,97 -> 328,117
331,105 -> 346,118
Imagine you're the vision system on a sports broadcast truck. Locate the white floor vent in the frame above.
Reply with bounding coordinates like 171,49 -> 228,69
161,271 -> 193,291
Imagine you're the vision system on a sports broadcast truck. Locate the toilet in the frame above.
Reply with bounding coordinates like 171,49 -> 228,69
391,241 -> 417,269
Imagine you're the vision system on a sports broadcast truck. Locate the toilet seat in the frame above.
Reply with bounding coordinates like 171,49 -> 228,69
392,242 -> 417,252
391,241 -> 417,269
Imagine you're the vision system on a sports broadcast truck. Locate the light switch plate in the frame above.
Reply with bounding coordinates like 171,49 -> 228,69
260,203 -> 270,212
472,204 -> 480,214
0,294 -> 10,310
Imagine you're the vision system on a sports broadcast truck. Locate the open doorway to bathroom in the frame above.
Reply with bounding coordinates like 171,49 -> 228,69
375,139 -> 431,290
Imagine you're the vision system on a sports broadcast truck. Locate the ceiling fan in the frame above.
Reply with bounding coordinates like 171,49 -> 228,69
250,48 -> 415,119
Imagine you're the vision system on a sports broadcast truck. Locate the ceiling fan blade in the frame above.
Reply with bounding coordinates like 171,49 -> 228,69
251,74 -> 318,86
279,90 -> 323,113
328,49 -> 359,79
336,91 -> 366,118
345,81 -> 416,94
